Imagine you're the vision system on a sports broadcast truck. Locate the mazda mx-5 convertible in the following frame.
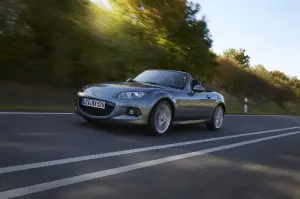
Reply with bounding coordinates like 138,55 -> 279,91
74,69 -> 226,135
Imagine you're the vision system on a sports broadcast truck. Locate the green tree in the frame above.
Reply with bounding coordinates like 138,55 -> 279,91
134,0 -> 216,78
222,48 -> 250,67
254,64 -> 267,71
270,70 -> 289,81
1,0 -> 298,109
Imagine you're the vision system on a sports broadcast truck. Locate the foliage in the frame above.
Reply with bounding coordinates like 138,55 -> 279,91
0,0 -> 217,88
0,0 -> 299,110
215,57 -> 300,109
222,48 -> 251,67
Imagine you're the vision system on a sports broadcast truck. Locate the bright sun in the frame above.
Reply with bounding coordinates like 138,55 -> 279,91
90,0 -> 112,10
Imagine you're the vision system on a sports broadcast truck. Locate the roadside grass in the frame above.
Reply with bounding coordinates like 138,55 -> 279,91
0,105 -> 73,112
222,92 -> 300,115
0,81 -> 74,112
226,103 -> 299,115
0,81 -> 299,115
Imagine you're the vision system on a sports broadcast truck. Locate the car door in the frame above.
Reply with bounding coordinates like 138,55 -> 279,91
191,91 -> 216,119
173,79 -> 215,121
174,91 -> 202,121
174,90 -> 210,121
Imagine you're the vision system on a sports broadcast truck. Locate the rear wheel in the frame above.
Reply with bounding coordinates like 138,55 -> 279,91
206,105 -> 224,131
148,100 -> 172,135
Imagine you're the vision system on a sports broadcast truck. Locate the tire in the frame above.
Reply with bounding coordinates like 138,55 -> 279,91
206,105 -> 224,131
148,100 -> 173,136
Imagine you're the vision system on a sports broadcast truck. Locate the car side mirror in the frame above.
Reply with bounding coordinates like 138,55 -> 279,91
192,79 -> 201,86
193,85 -> 205,93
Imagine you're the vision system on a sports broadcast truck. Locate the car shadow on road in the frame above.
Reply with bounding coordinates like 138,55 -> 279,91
76,119 -> 218,138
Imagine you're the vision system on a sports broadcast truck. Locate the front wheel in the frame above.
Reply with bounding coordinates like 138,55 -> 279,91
206,105 -> 224,131
148,100 -> 172,135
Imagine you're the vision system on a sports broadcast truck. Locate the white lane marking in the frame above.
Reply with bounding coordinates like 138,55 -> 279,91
226,114 -> 295,117
1,130 -> 300,199
0,112 -> 73,115
0,112 -> 296,117
0,126 -> 299,174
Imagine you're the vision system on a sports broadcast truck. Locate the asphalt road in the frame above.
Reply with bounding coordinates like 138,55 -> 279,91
1,113 -> 300,199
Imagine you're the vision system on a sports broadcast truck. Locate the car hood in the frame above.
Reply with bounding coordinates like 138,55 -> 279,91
81,81 -> 168,98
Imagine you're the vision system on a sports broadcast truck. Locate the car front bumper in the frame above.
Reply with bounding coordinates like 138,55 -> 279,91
74,92 -> 153,125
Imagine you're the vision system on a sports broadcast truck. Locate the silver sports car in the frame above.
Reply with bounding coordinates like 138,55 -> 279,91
74,69 -> 226,135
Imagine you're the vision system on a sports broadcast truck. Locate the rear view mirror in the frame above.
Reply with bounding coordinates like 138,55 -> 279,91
193,85 -> 205,93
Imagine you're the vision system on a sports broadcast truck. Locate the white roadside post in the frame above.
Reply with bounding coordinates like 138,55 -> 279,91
244,97 -> 248,114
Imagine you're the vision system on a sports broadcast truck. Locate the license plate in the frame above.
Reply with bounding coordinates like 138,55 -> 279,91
81,98 -> 105,109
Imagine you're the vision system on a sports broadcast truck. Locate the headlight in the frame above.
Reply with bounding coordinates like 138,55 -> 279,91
118,92 -> 145,99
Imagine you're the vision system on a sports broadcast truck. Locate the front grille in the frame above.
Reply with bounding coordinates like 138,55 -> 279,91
78,97 -> 115,116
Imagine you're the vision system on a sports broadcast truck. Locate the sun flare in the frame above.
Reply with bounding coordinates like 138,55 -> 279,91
90,0 -> 112,10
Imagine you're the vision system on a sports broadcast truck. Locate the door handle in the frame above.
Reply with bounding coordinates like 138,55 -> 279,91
206,95 -> 211,99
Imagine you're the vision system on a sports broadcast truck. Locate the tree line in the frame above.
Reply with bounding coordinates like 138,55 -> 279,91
0,0 -> 299,106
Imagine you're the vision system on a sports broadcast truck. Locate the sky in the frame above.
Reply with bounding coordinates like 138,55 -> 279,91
192,0 -> 300,78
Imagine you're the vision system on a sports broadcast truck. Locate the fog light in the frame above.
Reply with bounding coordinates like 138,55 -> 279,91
126,108 -> 141,117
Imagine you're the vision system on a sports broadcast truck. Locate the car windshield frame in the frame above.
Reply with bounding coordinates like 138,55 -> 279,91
133,70 -> 188,90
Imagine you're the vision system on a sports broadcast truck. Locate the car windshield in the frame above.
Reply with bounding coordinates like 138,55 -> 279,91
133,70 -> 187,89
